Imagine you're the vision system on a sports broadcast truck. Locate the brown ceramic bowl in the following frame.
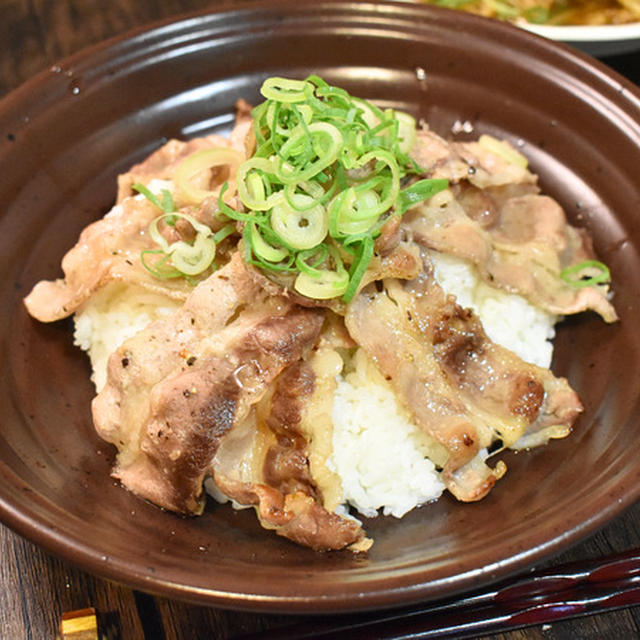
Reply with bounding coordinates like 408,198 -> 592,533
1,0 -> 640,614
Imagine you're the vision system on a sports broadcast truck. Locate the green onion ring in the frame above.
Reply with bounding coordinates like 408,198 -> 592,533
560,260 -> 611,288
261,77 -> 310,103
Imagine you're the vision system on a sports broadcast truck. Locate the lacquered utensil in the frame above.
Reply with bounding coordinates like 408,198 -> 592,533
239,547 -> 640,638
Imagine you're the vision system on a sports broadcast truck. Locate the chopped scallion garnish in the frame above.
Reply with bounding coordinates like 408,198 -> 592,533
133,182 -> 176,218
221,75 -> 448,302
398,178 -> 449,216
173,147 -> 243,205
135,180 -> 223,279
560,260 -> 611,289
137,76 -> 449,300
147,212 -> 218,277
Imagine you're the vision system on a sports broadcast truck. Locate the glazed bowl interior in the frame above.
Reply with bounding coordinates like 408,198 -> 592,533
1,0 -> 640,613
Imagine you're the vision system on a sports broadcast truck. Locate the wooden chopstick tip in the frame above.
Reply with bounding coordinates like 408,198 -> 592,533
58,607 -> 99,640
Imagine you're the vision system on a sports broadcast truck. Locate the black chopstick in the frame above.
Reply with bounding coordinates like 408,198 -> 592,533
236,547 -> 640,639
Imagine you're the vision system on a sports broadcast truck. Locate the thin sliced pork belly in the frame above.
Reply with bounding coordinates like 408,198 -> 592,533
410,128 -> 537,188
345,257 -> 582,502
408,128 -> 616,322
212,348 -> 368,551
115,127 -> 249,202
92,252 -> 325,515
404,187 -> 617,322
402,268 -> 583,442
24,194 -> 193,322
260,334 -> 347,513
24,125 -> 249,323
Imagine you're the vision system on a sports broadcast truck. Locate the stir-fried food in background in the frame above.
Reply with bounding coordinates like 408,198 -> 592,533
424,0 -> 640,24
24,76 -> 617,552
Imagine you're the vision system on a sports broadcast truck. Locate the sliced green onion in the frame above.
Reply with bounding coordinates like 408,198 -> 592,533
212,223 -> 237,244
351,97 -> 382,129
342,236 -> 375,303
146,212 -> 218,277
560,260 -> 611,288
213,75 -> 450,301
351,189 -> 380,220
261,77 -> 309,103
295,244 -> 329,275
293,245 -> 349,299
283,179 -> 327,210
136,182 -> 220,279
248,222 -> 289,263
352,149 -> 400,217
218,183 -> 265,222
236,158 -> 285,211
275,121 -> 343,183
148,213 -> 211,251
141,250 -> 183,279
173,148 -> 244,205
271,195 -> 328,249
133,182 -> 176,216
170,232 -> 217,276
395,111 -> 417,155
329,188 -> 379,237
243,223 -> 297,272
397,178 -> 449,215
294,269 -> 349,298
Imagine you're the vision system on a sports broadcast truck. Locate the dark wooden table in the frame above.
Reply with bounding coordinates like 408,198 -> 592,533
2,1 -> 640,638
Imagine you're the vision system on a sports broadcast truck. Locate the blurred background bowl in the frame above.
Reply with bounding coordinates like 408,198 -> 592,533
521,21 -> 640,56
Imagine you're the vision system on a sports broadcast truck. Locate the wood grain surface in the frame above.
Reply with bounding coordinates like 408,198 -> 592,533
1,1 -> 640,638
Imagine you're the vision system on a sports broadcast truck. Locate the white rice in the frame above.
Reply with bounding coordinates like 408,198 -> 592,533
74,251 -> 557,520
330,364 -> 445,518
73,284 -> 180,391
